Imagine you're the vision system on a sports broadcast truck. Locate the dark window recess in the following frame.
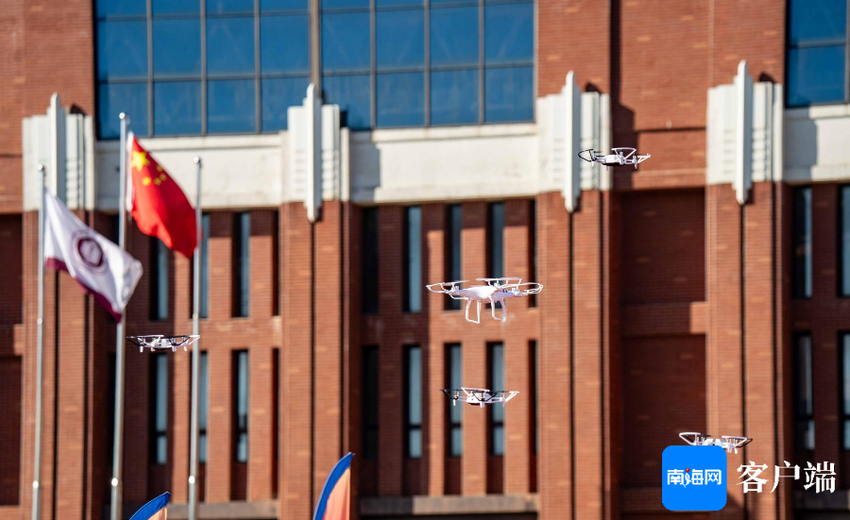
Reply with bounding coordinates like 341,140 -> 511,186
234,350 -> 249,463
445,204 -> 462,311
363,346 -> 380,460
404,206 -> 422,313
233,212 -> 250,317
841,187 -> 850,297
794,334 -> 814,452
150,354 -> 169,465
405,345 -> 423,459
199,351 -> 209,464
489,342 -> 505,456
446,344 -> 462,457
487,202 -> 505,279
793,187 -> 812,299
150,237 -> 169,321
362,208 -> 380,314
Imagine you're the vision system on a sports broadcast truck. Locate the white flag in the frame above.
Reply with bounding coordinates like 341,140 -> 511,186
44,188 -> 143,320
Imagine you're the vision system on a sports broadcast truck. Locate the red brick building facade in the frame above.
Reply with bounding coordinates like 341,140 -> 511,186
0,0 -> 847,519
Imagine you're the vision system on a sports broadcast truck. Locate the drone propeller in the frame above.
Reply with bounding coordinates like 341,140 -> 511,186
426,280 -> 467,293
679,432 -> 711,445
502,282 -> 543,295
475,277 -> 522,288
721,436 -> 753,449
578,149 -> 599,163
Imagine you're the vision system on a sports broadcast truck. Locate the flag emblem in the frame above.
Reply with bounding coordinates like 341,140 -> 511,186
72,232 -> 107,272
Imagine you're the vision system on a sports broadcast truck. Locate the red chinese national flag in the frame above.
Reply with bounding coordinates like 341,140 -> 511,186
127,133 -> 197,258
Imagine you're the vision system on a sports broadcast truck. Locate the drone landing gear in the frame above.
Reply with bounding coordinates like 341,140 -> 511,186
465,300 -> 481,324
489,297 -> 507,322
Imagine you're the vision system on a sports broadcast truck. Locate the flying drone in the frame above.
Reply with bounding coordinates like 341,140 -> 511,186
441,387 -> 520,408
679,432 -> 753,454
578,147 -> 650,168
426,278 -> 543,324
127,335 -> 200,353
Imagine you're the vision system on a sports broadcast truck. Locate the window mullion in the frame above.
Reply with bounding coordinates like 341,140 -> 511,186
370,0 -> 377,127
424,0 -> 430,126
147,0 -> 154,135
255,0 -> 261,132
478,0 -> 484,124
201,0 -> 208,134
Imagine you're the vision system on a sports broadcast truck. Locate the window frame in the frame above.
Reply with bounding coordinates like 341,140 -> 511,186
404,345 -> 423,459
794,333 -> 815,453
488,341 -> 505,457
403,206 -> 422,313
792,186 -> 813,300
445,204 -> 462,311
150,353 -> 169,465
446,343 -> 462,457
233,350 -> 250,464
150,237 -> 169,321
232,211 -> 251,318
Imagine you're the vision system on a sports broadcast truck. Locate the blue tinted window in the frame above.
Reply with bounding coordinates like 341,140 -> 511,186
485,3 -> 534,64
260,15 -> 309,74
153,19 -> 201,78
151,238 -> 169,320
200,214 -> 210,319
376,10 -> 424,69
377,72 -> 424,127
207,0 -> 253,14
431,69 -> 478,125
262,77 -> 310,131
150,354 -> 169,464
97,21 -> 147,80
233,212 -> 251,317
98,83 -> 149,138
198,351 -> 208,462
404,207 -> 422,313
789,0 -> 846,45
488,202 -> 504,278
322,13 -> 371,72
430,7 -> 478,67
447,344 -> 462,456
96,0 -> 145,18
323,74 -> 371,129
154,82 -> 202,135
152,0 -> 199,15
489,343 -> 505,456
208,79 -> 257,133
261,0 -> 308,10
405,346 -> 422,459
322,0 -> 368,9
207,17 -> 255,76
234,350 -> 249,462
788,46 -> 845,106
377,0 -> 421,7
485,66 -> 534,122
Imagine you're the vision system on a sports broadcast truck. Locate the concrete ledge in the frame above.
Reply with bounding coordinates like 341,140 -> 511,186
360,494 -> 539,516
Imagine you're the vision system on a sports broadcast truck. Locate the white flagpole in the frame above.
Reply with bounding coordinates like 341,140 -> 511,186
31,163 -> 46,520
188,156 -> 202,520
110,112 -> 129,520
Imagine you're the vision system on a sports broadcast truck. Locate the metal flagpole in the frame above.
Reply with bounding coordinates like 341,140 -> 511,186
188,156 -> 202,520
31,163 -> 46,520
110,112 -> 129,520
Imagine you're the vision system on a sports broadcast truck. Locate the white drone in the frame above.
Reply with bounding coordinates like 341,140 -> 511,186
426,278 -> 543,324
127,335 -> 200,353
679,432 -> 753,454
441,387 -> 520,408
578,147 -> 650,168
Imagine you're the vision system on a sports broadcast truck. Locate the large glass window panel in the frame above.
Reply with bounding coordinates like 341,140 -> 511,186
445,205 -> 462,310
406,346 -> 422,459
98,82 -> 149,138
322,13 -> 371,72
154,82 -> 202,135
793,187 -> 813,299
262,76 -> 310,131
376,10 -> 424,69
261,0 -> 308,10
794,334 -> 814,451
789,0 -> 846,45
151,238 -> 169,321
323,74 -> 371,129
485,66 -> 534,122
151,354 -> 168,465
199,351 -> 209,463
206,17 -> 255,76
96,0 -> 145,18
376,0 -> 421,7
843,334 -> 850,450
431,69 -> 478,125
404,207 -> 422,313
153,0 -> 199,15
200,214 -> 210,318
429,7 -> 478,67
322,0 -> 368,9
207,0 -> 253,14
208,79 -> 257,133
787,46 -> 845,106
843,187 -> 850,296
234,351 -> 249,463
489,343 -> 505,456
153,20 -> 201,78
485,3 -> 533,65
97,21 -> 148,81
260,15 -> 310,74
233,212 -> 251,317
447,344 -> 462,457
377,72 -> 424,127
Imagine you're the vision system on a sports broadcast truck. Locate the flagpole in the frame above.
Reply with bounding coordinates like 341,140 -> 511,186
188,156 -> 202,520
110,112 -> 129,520
31,163 -> 46,520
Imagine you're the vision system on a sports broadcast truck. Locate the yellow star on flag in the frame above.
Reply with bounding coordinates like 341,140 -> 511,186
132,151 -> 150,171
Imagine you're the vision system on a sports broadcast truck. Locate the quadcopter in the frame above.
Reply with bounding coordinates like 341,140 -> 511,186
679,432 -> 753,454
578,147 -> 650,168
426,277 -> 543,323
441,387 -> 520,408
127,335 -> 200,353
